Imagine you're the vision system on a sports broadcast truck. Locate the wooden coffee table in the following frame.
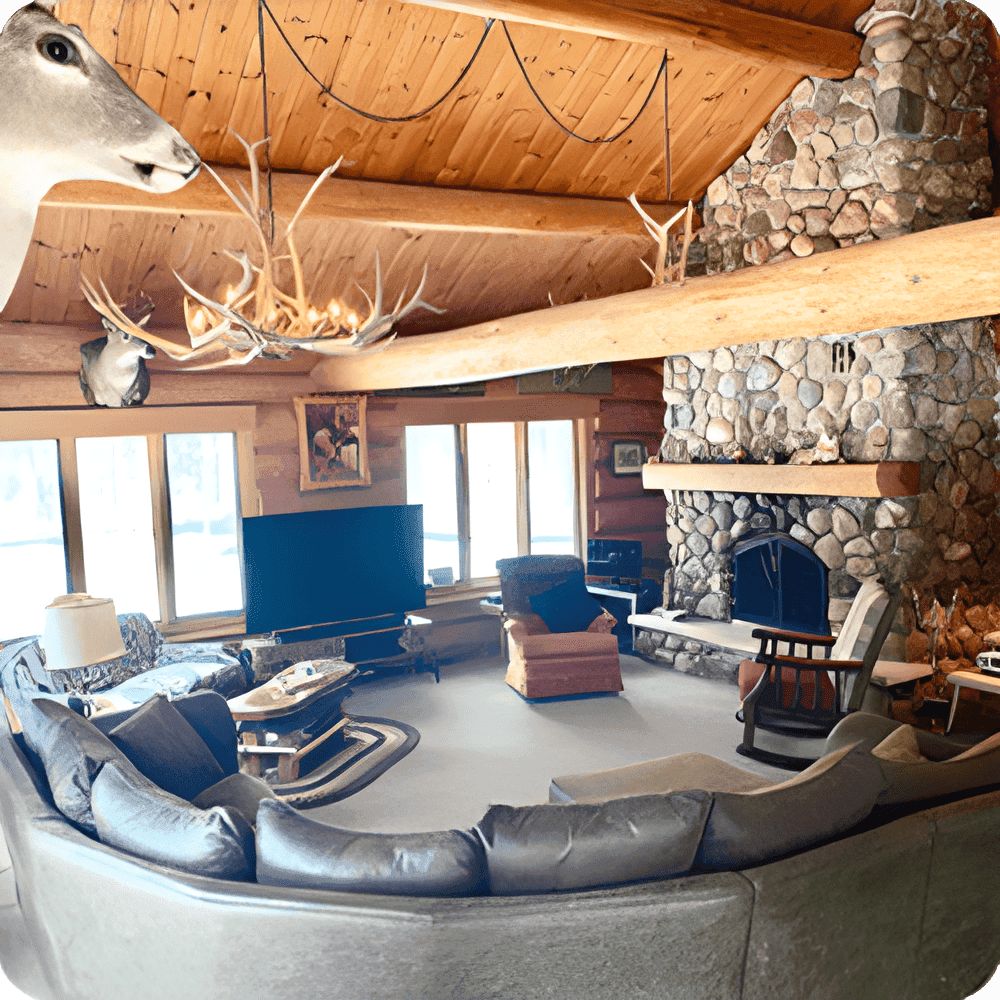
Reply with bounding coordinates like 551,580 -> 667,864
945,669 -> 1000,733
228,659 -> 358,782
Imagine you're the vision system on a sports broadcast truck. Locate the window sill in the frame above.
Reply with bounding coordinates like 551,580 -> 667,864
422,580 -> 501,606
158,614 -> 247,643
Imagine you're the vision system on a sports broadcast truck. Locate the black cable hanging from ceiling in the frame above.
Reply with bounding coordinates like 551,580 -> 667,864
501,22 -> 667,144
259,0 -> 495,124
257,0 -> 664,142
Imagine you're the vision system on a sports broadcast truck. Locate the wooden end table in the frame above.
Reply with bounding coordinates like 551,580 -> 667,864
944,669 -> 1000,733
228,659 -> 357,782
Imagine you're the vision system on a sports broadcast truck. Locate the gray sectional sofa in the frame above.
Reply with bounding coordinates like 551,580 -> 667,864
1,637 -> 1000,1000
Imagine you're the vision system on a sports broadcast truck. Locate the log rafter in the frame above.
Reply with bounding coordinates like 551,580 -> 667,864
407,0 -> 862,78
310,217 -> 1000,392
41,167 -> 688,239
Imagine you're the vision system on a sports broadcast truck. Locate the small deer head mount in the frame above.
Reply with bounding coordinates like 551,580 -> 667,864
78,297 -> 156,407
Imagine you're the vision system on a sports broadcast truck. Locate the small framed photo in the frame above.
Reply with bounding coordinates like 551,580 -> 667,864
611,439 -> 647,477
294,395 -> 370,491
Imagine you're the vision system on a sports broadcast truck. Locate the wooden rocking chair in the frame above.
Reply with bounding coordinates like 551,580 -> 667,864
738,581 -> 905,769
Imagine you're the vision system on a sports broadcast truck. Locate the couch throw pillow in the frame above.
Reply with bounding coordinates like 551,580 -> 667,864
475,790 -> 712,894
193,772 -> 276,828
529,575 -> 604,634
695,741 -> 887,871
256,799 -> 487,896
10,695 -> 133,833
108,693 -> 223,801
872,724 -> 927,763
171,690 -> 240,777
92,759 -> 255,881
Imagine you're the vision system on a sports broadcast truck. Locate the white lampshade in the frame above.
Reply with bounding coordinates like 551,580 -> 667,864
40,594 -> 126,672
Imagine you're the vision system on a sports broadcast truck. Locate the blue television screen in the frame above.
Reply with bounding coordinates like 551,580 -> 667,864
242,505 -> 425,635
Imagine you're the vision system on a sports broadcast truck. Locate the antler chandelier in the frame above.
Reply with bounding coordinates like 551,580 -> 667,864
81,131 -> 442,371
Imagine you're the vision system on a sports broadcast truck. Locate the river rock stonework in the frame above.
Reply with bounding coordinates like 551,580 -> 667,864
700,0 -> 992,273
642,318 -> 1000,676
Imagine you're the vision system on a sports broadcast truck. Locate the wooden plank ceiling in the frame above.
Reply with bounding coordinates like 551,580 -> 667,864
4,0 -> 869,378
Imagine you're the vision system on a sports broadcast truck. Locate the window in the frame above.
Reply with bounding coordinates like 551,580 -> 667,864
0,407 -> 256,640
405,419 -> 580,587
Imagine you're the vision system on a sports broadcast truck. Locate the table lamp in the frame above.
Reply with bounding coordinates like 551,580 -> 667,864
40,594 -> 126,671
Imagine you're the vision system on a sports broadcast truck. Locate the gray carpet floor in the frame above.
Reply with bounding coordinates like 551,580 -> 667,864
308,652 -> 790,833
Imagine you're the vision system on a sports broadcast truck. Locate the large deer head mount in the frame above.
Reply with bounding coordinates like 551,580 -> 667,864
0,3 -> 200,310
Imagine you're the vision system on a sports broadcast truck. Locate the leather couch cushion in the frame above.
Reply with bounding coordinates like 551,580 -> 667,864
193,772 -> 276,827
695,742 -> 886,871
475,790 -> 711,894
875,730 -> 1000,806
171,690 -> 240,777
11,695 -> 132,833
872,725 -> 927,763
529,575 -> 604,634
92,759 -> 255,880
108,694 -> 223,801
549,751 -> 775,804
256,799 -> 487,896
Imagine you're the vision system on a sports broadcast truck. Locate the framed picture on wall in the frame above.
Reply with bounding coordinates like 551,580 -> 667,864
611,439 -> 646,477
294,395 -> 370,490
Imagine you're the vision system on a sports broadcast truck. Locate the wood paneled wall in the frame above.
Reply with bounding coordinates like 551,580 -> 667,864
590,363 -> 667,579
2,325 -> 667,576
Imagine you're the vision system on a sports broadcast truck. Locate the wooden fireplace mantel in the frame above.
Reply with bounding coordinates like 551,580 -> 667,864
641,460 -> 921,498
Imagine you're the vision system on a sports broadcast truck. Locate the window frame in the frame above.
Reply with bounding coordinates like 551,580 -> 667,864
404,417 -> 588,602
0,406 -> 258,640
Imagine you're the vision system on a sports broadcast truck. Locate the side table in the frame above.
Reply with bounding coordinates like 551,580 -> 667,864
228,659 -> 357,782
945,669 -> 1000,733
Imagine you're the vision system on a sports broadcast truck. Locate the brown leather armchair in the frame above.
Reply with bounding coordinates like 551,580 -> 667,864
497,555 -> 622,700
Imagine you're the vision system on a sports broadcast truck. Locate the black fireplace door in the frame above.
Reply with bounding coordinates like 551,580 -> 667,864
731,534 -> 828,635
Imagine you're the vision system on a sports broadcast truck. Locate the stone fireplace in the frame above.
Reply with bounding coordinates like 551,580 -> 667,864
634,0 -> 1000,685
637,317 -> 1000,679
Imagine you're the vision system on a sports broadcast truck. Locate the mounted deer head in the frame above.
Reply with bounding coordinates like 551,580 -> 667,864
78,317 -> 155,408
0,2 -> 201,309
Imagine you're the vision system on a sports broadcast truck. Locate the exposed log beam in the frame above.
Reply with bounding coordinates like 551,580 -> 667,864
408,0 -> 861,77
42,167 -> 687,239
310,217 -> 1000,392
0,324 -> 317,375
0,372 -> 314,409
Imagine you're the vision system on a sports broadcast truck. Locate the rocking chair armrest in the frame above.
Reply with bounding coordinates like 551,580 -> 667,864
764,654 -> 864,672
750,626 -> 837,646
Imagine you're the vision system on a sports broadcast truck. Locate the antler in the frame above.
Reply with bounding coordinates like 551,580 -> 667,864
80,275 -> 224,362
628,194 -> 694,287
353,257 -> 444,347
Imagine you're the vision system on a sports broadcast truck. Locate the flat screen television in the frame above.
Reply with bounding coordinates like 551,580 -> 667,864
242,505 -> 425,635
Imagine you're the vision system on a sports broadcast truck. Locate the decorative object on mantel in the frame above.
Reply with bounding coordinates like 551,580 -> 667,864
294,395 -> 370,491
788,433 -> 840,466
81,133 -> 443,371
78,295 -> 156,407
641,461 -> 920,498
612,441 -> 647,477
